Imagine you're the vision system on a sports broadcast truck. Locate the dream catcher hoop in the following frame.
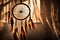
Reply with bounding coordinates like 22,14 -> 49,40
12,3 -> 30,20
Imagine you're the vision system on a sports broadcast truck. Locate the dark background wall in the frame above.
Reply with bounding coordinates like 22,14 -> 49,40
58,0 -> 60,24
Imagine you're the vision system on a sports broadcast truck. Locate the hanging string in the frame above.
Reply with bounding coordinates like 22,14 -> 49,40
15,19 -> 17,26
21,20 -> 23,26
28,13 -> 31,29
21,26 -> 26,40
21,20 -> 26,40
28,22 -> 31,30
25,19 -> 27,33
20,0 -> 22,3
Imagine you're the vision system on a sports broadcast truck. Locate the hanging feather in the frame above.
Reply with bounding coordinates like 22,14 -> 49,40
10,17 -> 14,32
25,20 -> 27,33
30,18 -> 35,29
29,17 -> 35,29
21,26 -> 26,40
28,23 -> 31,30
13,28 -> 19,40
21,26 -> 24,33
28,16 -> 32,30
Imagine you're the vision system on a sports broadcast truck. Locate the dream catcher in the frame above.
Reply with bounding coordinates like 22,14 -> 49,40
11,0 -> 35,40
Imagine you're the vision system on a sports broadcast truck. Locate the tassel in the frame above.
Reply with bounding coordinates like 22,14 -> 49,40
25,20 -> 27,33
21,26 -> 24,33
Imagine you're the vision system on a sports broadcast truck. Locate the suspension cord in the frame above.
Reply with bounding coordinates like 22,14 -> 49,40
20,0 -> 22,3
